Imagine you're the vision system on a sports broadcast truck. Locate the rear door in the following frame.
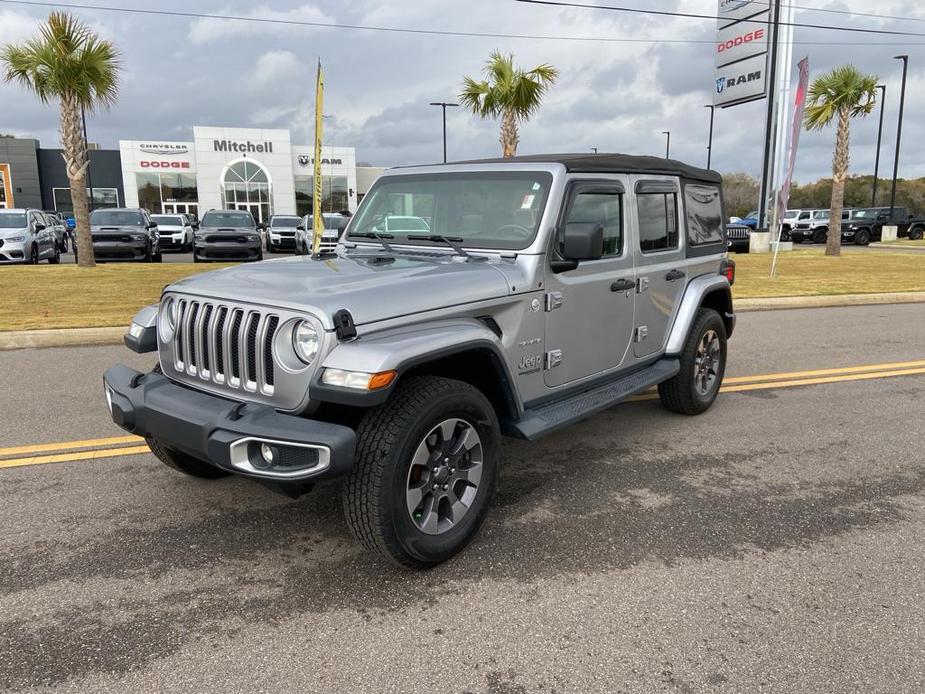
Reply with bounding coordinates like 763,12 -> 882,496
631,178 -> 686,359
543,177 -> 636,388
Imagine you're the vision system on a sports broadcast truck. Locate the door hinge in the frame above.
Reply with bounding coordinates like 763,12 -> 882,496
636,277 -> 649,293
545,292 -> 564,312
545,349 -> 563,369
635,326 -> 648,343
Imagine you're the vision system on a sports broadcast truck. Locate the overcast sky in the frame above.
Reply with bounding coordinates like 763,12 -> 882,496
1,0 -> 923,184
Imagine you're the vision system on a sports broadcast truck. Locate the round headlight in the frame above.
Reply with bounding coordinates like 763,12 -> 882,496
292,321 -> 319,364
159,297 -> 177,339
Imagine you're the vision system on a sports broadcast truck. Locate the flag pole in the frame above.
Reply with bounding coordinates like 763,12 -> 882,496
311,59 -> 325,257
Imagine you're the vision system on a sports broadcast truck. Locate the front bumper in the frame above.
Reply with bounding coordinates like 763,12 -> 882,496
159,234 -> 187,250
0,239 -> 27,263
726,238 -> 749,253
92,240 -> 148,260
103,364 -> 356,481
194,240 -> 262,261
268,235 -> 296,250
790,229 -> 811,242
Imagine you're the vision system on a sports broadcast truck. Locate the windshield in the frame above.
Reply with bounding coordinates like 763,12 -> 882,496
783,210 -> 799,220
0,212 -> 27,228
351,171 -> 553,250
90,209 -> 145,226
151,215 -> 183,226
270,216 -> 301,228
200,211 -> 254,228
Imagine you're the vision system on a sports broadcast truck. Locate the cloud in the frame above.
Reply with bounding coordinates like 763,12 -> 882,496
188,3 -> 334,44
0,9 -> 40,44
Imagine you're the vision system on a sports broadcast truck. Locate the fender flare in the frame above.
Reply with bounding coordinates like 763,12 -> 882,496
664,275 -> 734,356
311,318 -> 522,412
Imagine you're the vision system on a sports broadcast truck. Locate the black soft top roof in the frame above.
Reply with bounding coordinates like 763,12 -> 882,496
444,153 -> 722,184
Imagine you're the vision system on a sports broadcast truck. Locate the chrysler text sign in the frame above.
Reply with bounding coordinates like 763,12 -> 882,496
715,13 -> 768,67
714,53 -> 767,107
717,0 -> 764,27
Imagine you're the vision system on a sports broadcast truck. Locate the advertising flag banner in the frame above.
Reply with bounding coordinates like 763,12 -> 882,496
776,56 -> 810,228
311,60 -> 325,256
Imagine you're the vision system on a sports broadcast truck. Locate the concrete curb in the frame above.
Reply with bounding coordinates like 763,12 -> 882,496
736,291 -> 925,312
2,291 -> 925,350
0,326 -> 125,351
870,243 -> 925,252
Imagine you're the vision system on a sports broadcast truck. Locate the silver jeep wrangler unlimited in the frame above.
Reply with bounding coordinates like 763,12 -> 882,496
105,154 -> 735,568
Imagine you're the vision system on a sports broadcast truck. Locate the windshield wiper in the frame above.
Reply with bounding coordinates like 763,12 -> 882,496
346,231 -> 395,253
407,234 -> 470,258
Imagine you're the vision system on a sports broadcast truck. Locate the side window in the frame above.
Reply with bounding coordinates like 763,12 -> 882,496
637,192 -> 679,253
683,184 -> 723,246
562,188 -> 623,257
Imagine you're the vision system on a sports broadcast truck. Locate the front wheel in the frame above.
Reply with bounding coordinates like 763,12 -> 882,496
344,376 -> 501,569
48,246 -> 61,264
854,229 -> 871,246
658,308 -> 727,415
812,228 -> 827,244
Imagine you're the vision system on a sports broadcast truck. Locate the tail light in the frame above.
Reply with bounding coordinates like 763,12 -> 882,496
720,258 -> 736,285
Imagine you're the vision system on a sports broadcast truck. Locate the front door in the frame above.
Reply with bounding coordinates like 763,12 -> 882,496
632,178 -> 686,359
544,179 -> 636,388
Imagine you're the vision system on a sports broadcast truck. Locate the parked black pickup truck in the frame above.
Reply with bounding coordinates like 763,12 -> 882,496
842,206 -> 925,245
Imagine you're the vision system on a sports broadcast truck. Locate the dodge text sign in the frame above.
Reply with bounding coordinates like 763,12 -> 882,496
715,14 -> 768,67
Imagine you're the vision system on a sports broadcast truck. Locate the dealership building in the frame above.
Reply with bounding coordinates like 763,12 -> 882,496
1,127 -> 382,222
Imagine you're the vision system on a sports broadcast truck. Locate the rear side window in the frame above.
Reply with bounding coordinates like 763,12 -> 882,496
637,192 -> 679,253
684,184 -> 724,246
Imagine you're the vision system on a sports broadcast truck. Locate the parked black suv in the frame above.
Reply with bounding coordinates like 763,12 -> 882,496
843,206 -> 925,245
84,208 -> 162,263
193,210 -> 264,262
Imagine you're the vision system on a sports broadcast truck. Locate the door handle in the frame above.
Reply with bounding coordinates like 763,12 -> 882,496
611,278 -> 635,292
665,269 -> 685,282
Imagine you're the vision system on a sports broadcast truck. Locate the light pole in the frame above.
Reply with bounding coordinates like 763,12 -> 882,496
429,101 -> 458,163
662,131 -> 671,159
871,84 -> 886,207
590,147 -> 598,153
704,105 -> 715,170
889,56 -> 908,218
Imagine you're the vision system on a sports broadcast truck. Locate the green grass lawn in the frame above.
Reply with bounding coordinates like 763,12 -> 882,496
1,249 -> 923,331
879,239 -> 925,247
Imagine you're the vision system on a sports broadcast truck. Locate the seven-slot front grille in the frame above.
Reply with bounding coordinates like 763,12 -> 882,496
172,299 -> 279,395
726,226 -> 750,240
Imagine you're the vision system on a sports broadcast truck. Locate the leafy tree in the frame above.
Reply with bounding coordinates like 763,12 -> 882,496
2,11 -> 120,267
721,172 -> 760,219
804,65 -> 878,256
459,51 -> 558,157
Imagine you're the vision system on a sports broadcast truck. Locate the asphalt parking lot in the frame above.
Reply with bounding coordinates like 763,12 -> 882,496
1,304 -> 924,693
59,247 -> 296,263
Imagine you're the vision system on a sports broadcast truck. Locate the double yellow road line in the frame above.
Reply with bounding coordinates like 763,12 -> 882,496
2,359 -> 924,470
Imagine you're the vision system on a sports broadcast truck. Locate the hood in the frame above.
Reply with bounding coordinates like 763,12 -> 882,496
156,224 -> 184,231
199,226 -> 257,234
167,252 -> 514,328
92,224 -> 147,232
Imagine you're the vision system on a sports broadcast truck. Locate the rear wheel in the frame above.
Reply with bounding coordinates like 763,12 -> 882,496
658,308 -> 727,415
344,376 -> 500,569
908,226 -> 923,241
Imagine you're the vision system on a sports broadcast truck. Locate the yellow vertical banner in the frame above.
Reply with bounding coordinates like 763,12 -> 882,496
311,60 -> 325,255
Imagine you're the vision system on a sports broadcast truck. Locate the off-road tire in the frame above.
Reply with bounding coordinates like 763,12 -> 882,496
658,308 -> 727,416
812,228 -> 827,244
344,376 -> 501,569
908,226 -> 923,241
854,228 -> 871,246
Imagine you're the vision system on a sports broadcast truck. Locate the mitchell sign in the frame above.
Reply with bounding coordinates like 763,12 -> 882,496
213,140 -> 274,154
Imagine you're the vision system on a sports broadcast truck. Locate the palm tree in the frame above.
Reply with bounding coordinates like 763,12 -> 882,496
2,11 -> 120,268
459,51 -> 558,158
804,65 -> 878,257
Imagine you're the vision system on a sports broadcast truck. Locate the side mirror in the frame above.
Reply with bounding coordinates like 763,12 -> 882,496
192,224 -> 199,231
296,225 -> 305,231
561,222 -> 604,261
34,223 -> 46,231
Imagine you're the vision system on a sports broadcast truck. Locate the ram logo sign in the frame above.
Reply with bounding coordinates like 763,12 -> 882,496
714,53 -> 768,107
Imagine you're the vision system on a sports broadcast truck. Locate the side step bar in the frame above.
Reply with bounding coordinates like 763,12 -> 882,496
503,359 -> 680,441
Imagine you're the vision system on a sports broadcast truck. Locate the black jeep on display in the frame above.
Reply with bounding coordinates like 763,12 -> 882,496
843,206 -> 925,245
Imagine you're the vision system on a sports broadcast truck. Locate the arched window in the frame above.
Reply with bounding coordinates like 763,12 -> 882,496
222,159 -> 271,222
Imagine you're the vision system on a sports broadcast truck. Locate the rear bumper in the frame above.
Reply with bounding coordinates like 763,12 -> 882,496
103,364 -> 356,481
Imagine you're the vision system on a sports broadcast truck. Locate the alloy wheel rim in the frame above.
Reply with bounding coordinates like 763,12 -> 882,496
406,418 -> 483,536
694,329 -> 721,396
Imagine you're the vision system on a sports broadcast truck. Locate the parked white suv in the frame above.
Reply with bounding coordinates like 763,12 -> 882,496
151,214 -> 195,253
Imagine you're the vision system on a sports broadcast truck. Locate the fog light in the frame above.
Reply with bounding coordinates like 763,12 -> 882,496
260,443 -> 277,464
104,386 -> 114,415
